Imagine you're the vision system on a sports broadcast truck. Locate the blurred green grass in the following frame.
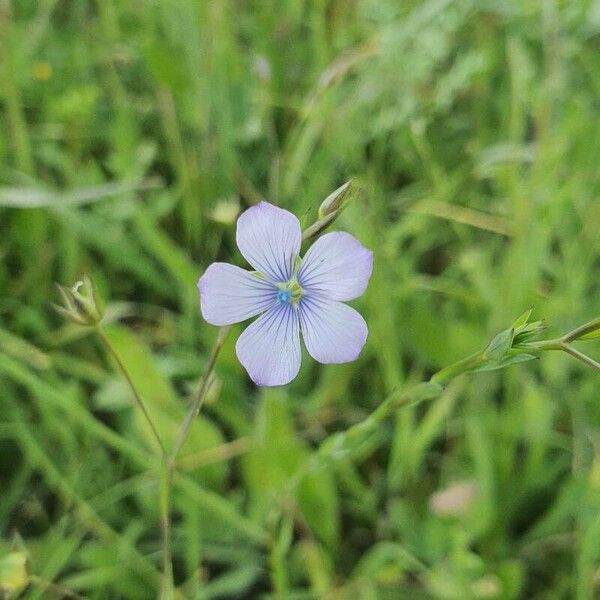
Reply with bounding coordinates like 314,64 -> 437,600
1,0 -> 600,598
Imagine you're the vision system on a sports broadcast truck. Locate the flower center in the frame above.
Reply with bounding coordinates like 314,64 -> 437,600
276,279 -> 304,306
276,289 -> 292,305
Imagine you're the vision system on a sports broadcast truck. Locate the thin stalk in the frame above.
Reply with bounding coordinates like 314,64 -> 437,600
160,326 -> 230,600
560,344 -> 600,372
527,338 -> 563,351
94,325 -> 165,456
169,327 -> 230,460
430,352 -> 484,386
563,317 -> 600,342
159,460 -> 174,600
522,338 -> 600,372
301,212 -> 337,242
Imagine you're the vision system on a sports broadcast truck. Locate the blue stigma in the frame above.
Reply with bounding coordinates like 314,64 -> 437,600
276,289 -> 292,305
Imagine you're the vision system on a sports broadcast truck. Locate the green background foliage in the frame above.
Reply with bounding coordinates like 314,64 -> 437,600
1,0 -> 599,598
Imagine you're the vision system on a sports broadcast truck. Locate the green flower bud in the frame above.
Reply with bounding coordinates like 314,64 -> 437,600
0,550 -> 29,598
53,275 -> 104,326
302,181 -> 355,242
318,180 -> 353,220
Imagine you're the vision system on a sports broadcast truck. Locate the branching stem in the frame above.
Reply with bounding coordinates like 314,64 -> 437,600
522,336 -> 600,372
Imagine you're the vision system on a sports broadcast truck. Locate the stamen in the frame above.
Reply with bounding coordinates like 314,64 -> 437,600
277,289 -> 292,305
276,279 -> 304,305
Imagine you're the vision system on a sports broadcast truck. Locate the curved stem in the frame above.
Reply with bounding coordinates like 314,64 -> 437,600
95,325 -> 165,456
160,326 -> 230,600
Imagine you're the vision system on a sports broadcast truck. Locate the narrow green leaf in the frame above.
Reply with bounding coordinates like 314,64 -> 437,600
0,181 -> 159,208
472,353 -> 537,373
512,308 -> 533,332
483,328 -> 514,360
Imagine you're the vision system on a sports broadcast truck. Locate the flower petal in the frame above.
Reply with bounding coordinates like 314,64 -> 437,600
236,304 -> 301,386
298,232 -> 373,301
299,296 -> 368,364
236,202 -> 302,283
198,263 -> 276,326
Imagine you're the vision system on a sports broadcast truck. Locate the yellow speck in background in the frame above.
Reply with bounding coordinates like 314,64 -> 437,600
32,62 -> 53,81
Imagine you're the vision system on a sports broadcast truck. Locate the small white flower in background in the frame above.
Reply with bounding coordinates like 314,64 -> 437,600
430,480 -> 480,518
209,197 -> 240,225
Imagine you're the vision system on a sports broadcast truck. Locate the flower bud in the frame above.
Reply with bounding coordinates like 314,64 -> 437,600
318,180 -> 353,220
53,275 -> 104,326
302,181 -> 355,242
0,550 -> 29,598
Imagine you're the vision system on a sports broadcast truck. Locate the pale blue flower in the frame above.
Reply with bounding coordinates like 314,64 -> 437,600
198,202 -> 373,386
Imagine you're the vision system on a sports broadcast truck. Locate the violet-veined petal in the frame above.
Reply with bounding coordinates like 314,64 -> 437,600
298,232 -> 373,301
198,263 -> 276,326
236,202 -> 302,283
236,304 -> 301,386
299,296 -> 368,364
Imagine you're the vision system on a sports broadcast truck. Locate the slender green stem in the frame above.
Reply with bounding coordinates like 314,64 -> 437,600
159,459 -> 174,600
301,212 -> 337,242
160,326 -> 231,600
94,325 -> 165,456
522,337 -> 600,372
526,338 -> 563,351
169,327 -> 230,461
430,352 -> 484,386
560,344 -> 600,372
563,317 -> 600,342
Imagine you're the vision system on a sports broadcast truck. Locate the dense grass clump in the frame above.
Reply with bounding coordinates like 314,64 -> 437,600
1,1 -> 600,598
